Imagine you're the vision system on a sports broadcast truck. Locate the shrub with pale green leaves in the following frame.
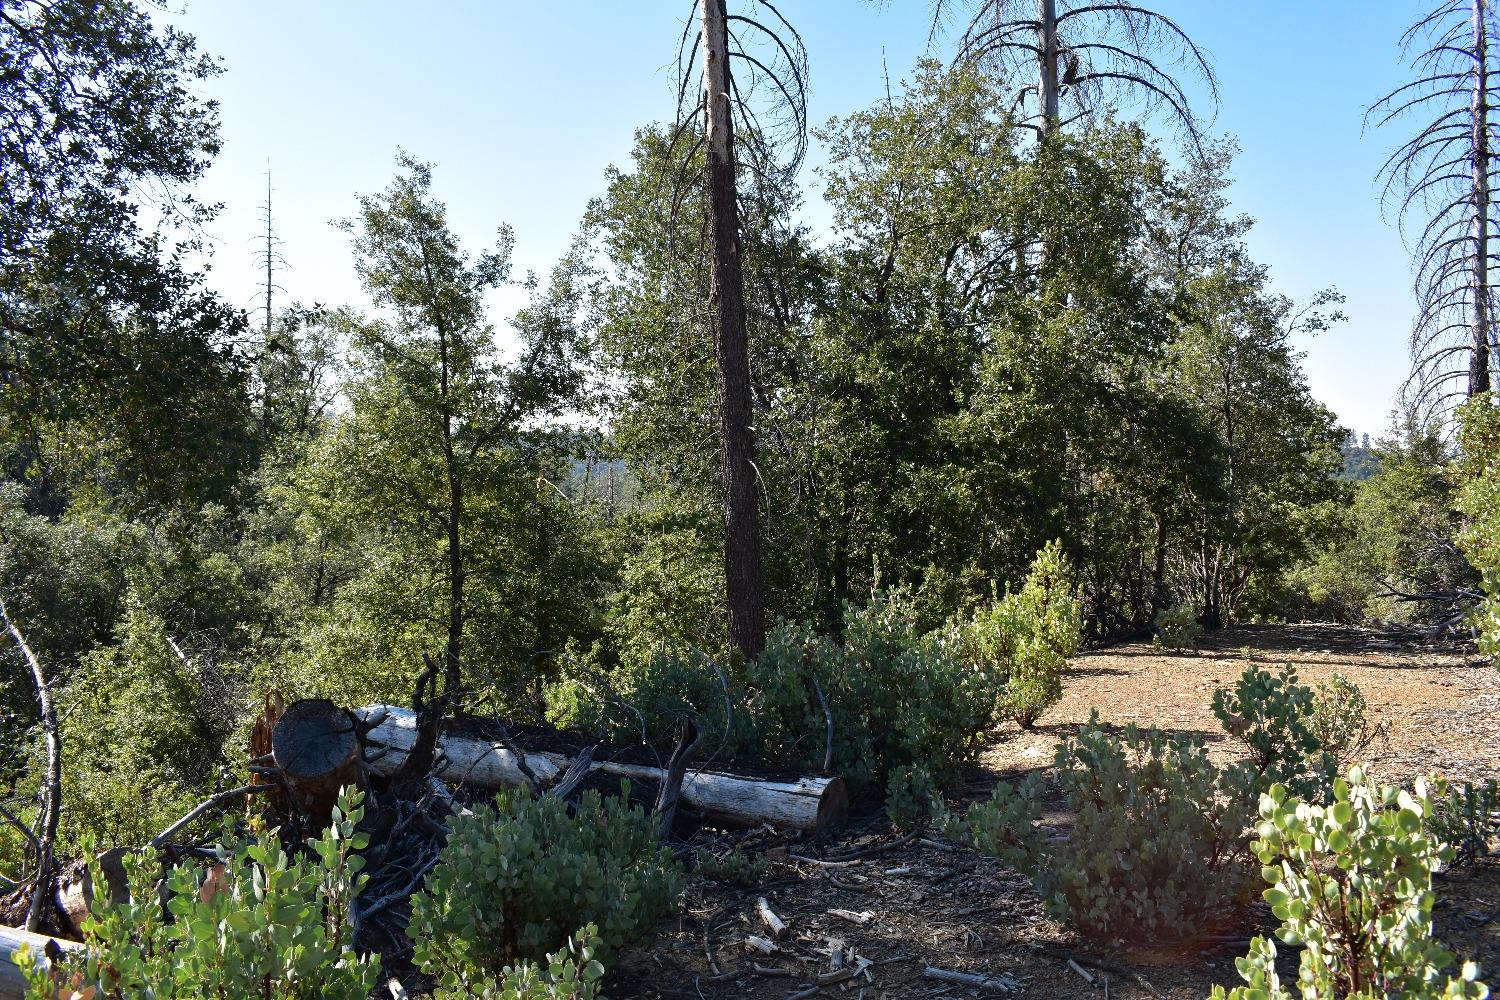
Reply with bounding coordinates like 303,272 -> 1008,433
957,714 -> 1256,942
1213,663 -> 1328,798
423,926 -> 606,1000
1154,604 -> 1203,651
18,787 -> 380,999
1211,769 -> 1489,1000
693,845 -> 767,888
410,786 -> 680,986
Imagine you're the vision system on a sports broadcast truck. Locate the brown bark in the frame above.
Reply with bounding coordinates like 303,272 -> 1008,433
700,0 -> 766,658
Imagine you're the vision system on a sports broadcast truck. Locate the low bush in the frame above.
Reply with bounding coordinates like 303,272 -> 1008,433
957,714 -> 1257,943
424,926 -> 606,1000
410,786 -> 680,981
1154,605 -> 1203,652
693,846 -> 767,888
1212,663 -> 1327,799
1309,672 -> 1387,774
19,787 -> 380,999
1457,397 -> 1500,661
1211,769 -> 1489,1000
1429,778 -> 1500,869
885,763 -> 944,832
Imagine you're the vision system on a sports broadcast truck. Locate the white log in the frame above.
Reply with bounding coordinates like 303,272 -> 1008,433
356,705 -> 848,831
0,925 -> 83,999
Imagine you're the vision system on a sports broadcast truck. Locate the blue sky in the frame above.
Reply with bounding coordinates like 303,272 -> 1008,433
170,1 -> 1422,438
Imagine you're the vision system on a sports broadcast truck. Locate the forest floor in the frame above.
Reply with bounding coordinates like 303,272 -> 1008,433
609,623 -> 1500,1000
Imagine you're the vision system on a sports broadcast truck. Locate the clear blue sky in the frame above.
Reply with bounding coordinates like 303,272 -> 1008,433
169,1 -> 1422,439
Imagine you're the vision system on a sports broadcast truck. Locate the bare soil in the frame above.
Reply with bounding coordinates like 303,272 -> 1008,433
608,624 -> 1500,999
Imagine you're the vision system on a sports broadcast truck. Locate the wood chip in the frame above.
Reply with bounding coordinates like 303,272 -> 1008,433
757,896 -> 787,937
827,908 -> 875,925
745,934 -> 779,955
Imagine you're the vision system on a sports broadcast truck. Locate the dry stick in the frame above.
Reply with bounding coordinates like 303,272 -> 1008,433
655,718 -> 706,841
1,596 -> 59,934
922,966 -> 1020,993
0,800 -> 37,850
150,784 -> 272,849
545,744 -> 598,800
756,896 -> 787,937
1027,943 -> 1163,999
810,677 -> 833,772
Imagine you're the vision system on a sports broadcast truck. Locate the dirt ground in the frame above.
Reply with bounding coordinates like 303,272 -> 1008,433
608,624 -> 1500,1000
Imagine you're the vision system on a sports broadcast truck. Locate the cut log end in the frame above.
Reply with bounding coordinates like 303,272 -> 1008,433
272,699 -> 362,821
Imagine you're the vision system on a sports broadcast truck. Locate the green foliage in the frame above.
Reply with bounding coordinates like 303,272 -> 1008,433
959,714 -> 1255,943
957,541 -> 1083,729
1309,673 -> 1387,775
424,926 -> 606,1000
1428,779 -> 1500,869
1213,663 -> 1327,798
885,764 -> 944,832
1457,397 -> 1500,659
693,846 -> 767,889
1211,770 -> 1489,1000
19,787 -> 380,999
747,593 -> 990,798
1153,605 -> 1203,651
411,787 -> 680,981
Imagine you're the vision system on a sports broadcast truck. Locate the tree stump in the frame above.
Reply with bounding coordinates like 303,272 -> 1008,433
271,699 -> 362,823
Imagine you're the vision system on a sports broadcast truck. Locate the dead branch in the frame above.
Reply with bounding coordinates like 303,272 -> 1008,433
150,784 -> 272,849
656,718 -> 707,840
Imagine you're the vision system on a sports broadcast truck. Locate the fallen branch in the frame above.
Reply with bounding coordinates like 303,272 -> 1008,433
756,896 -> 787,938
922,965 -> 1020,993
150,785 -> 272,849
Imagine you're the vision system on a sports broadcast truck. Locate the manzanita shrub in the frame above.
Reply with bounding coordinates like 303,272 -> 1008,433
1211,769 -> 1489,1000
1309,672 -> 1388,776
18,787 -> 380,999
421,926 -> 607,1000
956,713 -> 1257,943
1213,663 -> 1331,799
410,786 -> 680,985
956,540 -> 1083,729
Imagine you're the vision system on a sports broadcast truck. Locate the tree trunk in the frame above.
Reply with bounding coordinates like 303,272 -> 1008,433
1472,0 -> 1494,396
354,705 -> 848,831
1038,0 -> 1061,136
270,699 -> 362,822
700,0 -> 766,658
0,600 -> 59,935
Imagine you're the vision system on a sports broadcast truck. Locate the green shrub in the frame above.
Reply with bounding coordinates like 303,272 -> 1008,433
1211,769 -> 1489,1000
693,846 -> 767,888
885,763 -> 944,832
747,593 -> 990,798
19,787 -> 380,999
1458,397 -> 1500,661
1429,779 -> 1500,869
1154,604 -> 1203,651
425,926 -> 606,1000
1213,663 -> 1327,799
1309,672 -> 1387,775
958,714 -> 1256,943
410,786 -> 680,981
959,541 -> 1082,729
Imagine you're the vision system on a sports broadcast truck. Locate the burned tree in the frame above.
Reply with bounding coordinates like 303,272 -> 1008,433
672,0 -> 809,659
931,0 -> 1217,142
1370,0 -> 1499,420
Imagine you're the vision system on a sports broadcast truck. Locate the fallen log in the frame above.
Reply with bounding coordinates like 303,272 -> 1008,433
0,925 -> 83,999
354,705 -> 848,831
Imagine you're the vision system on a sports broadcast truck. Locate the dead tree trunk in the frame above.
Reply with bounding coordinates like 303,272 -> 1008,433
353,705 -> 848,831
1473,0 -> 1494,397
700,0 -> 766,659
1038,0 -> 1060,136
270,699 -> 362,822
0,599 -> 59,934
